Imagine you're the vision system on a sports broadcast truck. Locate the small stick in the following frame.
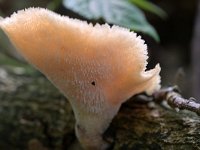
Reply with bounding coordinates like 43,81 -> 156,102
153,86 -> 200,116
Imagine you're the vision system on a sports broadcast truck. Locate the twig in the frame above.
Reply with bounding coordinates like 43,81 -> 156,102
153,86 -> 200,116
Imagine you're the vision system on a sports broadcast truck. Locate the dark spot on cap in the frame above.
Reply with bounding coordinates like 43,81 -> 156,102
91,81 -> 96,86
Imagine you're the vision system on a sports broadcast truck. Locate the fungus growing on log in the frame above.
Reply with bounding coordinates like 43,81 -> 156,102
0,8 -> 161,150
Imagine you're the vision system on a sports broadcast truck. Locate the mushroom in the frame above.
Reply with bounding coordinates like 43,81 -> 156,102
0,8 -> 161,150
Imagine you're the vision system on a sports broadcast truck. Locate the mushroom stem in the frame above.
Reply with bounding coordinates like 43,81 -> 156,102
71,101 -> 120,149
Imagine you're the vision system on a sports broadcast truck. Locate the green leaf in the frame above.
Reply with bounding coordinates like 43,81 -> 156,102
130,0 -> 167,19
62,0 -> 159,41
47,0 -> 62,11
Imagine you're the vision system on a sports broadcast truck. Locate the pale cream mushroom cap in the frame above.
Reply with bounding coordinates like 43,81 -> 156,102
0,8 -> 161,150
0,8 -> 160,107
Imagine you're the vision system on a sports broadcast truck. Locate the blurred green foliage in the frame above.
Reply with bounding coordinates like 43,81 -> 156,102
62,0 -> 166,41
130,0 -> 167,19
47,0 -> 62,10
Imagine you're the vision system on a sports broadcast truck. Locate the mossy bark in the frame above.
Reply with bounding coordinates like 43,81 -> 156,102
0,56 -> 200,150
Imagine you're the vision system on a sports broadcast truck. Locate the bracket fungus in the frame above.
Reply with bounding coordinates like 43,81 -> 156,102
0,8 -> 161,150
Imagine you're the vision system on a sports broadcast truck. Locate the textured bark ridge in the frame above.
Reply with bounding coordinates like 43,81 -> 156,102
0,58 -> 199,150
111,99 -> 200,150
